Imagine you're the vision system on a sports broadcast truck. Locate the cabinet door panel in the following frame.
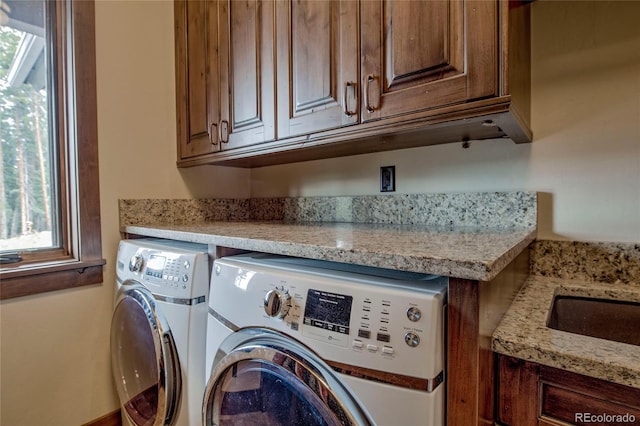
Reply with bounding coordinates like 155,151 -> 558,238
277,0 -> 358,138
361,0 -> 496,122
187,1 -> 208,138
175,0 -> 220,159
386,1 -> 451,87
291,1 -> 332,113
219,0 -> 275,150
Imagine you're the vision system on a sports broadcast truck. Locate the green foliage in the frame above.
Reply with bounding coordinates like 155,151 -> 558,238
1,26 -> 52,241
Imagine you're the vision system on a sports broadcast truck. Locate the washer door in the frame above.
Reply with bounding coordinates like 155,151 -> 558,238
203,328 -> 372,426
111,281 -> 181,426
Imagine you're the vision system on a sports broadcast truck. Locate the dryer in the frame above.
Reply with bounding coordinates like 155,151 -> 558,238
203,253 -> 448,426
111,238 -> 210,426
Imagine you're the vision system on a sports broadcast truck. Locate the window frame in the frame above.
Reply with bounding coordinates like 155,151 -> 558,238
0,0 -> 104,300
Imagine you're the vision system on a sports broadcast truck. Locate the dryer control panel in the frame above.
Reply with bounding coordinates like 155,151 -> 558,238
142,252 -> 194,289
117,239 -> 210,300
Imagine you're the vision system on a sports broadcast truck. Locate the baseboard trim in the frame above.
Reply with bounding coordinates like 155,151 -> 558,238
82,409 -> 121,426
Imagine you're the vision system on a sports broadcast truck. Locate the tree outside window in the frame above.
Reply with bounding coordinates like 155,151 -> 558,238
1,17 -> 56,253
0,0 -> 104,300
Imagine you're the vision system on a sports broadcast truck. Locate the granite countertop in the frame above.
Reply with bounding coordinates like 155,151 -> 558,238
492,275 -> 640,389
122,221 -> 536,281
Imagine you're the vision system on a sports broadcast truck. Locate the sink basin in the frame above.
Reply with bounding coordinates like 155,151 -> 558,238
547,295 -> 640,346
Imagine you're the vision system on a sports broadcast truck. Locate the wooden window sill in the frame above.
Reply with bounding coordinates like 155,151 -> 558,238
0,259 -> 106,300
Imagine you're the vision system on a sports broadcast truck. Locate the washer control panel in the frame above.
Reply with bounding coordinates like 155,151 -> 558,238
211,253 -> 448,380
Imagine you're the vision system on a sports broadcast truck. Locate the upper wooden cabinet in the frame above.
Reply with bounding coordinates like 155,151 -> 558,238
174,0 -> 276,159
276,0 -> 359,138
360,0 -> 496,121
219,0 -> 276,150
175,0 -> 532,168
174,0 -> 220,159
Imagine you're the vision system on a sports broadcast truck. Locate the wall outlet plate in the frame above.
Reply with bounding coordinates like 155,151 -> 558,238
380,166 -> 395,192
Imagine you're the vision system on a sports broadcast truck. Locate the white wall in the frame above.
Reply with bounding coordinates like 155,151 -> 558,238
0,1 -> 249,425
251,1 -> 640,243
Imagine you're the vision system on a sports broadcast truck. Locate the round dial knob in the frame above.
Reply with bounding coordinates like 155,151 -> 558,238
129,254 -> 144,273
407,306 -> 422,322
404,332 -> 420,348
264,288 -> 291,319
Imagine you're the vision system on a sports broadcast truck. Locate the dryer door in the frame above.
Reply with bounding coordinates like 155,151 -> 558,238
203,328 -> 373,426
111,281 -> 181,426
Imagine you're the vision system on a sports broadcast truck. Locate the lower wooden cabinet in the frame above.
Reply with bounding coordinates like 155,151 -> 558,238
497,355 -> 640,426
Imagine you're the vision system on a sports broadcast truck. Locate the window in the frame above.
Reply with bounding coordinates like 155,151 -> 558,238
0,0 -> 104,300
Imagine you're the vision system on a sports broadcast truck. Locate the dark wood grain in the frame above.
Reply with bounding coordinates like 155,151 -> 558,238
219,0 -> 276,150
276,0 -> 359,138
498,356 -> 539,426
81,409 -> 121,426
174,0 -> 219,159
176,0 -> 531,168
497,355 -> 640,426
361,0 -> 493,122
447,278 -> 480,426
177,99 -> 518,168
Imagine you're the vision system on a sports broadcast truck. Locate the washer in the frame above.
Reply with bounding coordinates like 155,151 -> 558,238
203,253 -> 447,426
111,238 -> 210,426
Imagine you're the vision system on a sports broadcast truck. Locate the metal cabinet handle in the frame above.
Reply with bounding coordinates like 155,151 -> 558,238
210,123 -> 218,145
219,120 -> 229,144
343,81 -> 356,117
364,75 -> 376,113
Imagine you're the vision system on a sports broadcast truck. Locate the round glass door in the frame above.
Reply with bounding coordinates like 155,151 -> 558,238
203,328 -> 372,426
111,283 -> 181,426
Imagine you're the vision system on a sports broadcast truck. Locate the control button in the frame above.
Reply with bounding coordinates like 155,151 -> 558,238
377,333 -> 390,343
264,288 -> 291,319
358,329 -> 371,339
352,340 -> 364,349
129,254 -> 144,273
366,344 -> 378,352
407,306 -> 422,322
404,332 -> 420,348
183,260 -> 190,269
163,274 -> 168,280
182,274 -> 189,282
382,346 -> 394,355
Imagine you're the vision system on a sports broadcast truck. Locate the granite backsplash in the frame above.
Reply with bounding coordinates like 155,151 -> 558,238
530,240 -> 640,285
119,191 -> 537,228
118,192 -> 638,284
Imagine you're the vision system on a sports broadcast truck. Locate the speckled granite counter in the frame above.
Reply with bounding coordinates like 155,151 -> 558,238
493,275 -> 640,389
122,221 -> 536,281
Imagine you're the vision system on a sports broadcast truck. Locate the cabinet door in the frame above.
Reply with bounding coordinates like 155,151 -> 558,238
276,0 -> 359,139
174,0 -> 220,159
218,0 -> 276,150
360,0 -> 497,122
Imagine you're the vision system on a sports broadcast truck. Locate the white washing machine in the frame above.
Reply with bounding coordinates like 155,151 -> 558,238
111,238 -> 210,426
203,253 -> 448,426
